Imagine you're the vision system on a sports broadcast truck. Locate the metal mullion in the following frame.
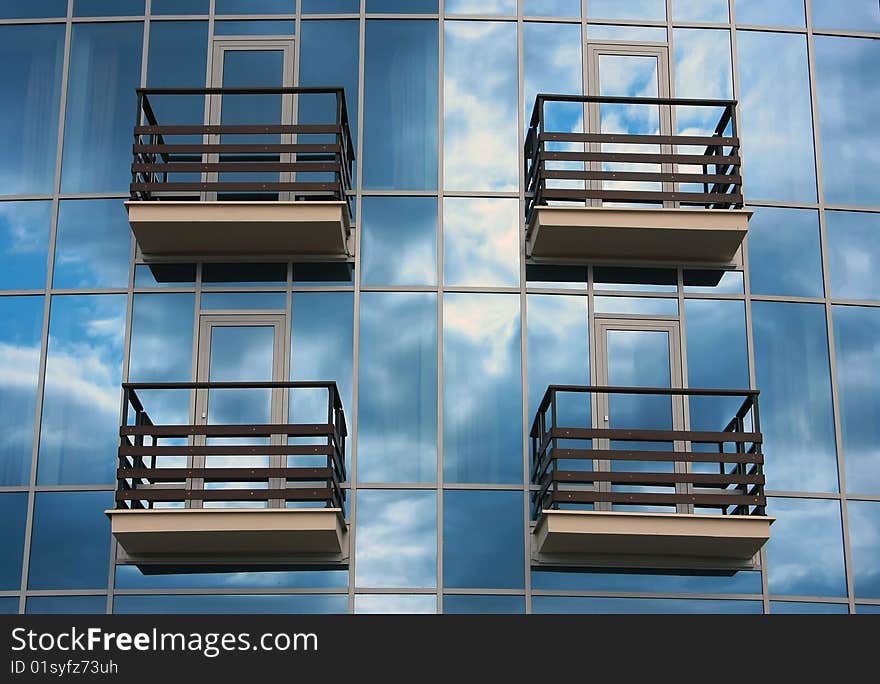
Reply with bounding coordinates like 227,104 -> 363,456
436,0 -> 445,616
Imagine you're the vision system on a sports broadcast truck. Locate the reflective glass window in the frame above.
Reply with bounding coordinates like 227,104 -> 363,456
0,1 -> 67,18
38,295 -> 127,485
74,0 -> 144,15
443,490 -> 524,589
594,297 -> 678,315
814,37 -> 880,206
358,293 -> 437,483
524,1 -> 579,17
302,0 -> 359,12
115,594 -> 347,614
0,24 -> 64,195
355,490 -> 437,588
682,269 -> 744,294
833,306 -> 880,495
364,20 -> 438,190
587,0 -> 665,21
292,262 -> 354,286
594,267 -> 676,292
586,25 -> 666,42
26,596 -> 106,614
765,497 -> 847,597
0,201 -> 50,291
151,0 -> 209,13
856,604 -> 880,614
115,566 -> 346,589
134,264 -> 196,288
673,0 -> 728,23
532,568 -> 761,593
147,21 -> 209,91
61,22 -> 144,194
361,197 -> 437,286
445,21 -> 518,191
752,302 -> 838,492
811,0 -> 880,32
769,601 -> 848,614
826,211 -> 880,301
849,501 -> 880,598
747,207 -> 823,297
28,491 -> 113,590
534,597 -> 762,613
443,294 -> 522,484
200,292 -> 286,310
354,595 -> 436,614
215,0 -> 294,13
213,20 -> 295,35
0,296 -> 43,485
443,595 -> 525,614
0,493 -> 27,589
368,0 -> 437,11
0,599 -> 18,614
734,0 -> 805,27
736,31 -> 816,203
674,29 -> 732,136
445,0 -> 515,13
202,263 -> 286,287
53,200 -> 131,289
524,22 -> 582,121
443,198 -> 519,288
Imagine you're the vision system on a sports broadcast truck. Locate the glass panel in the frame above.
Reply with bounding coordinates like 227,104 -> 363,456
523,21 -> 582,118
736,31 -> 816,203
129,294 -> 195,383
594,267 -> 677,292
358,293 -> 437,483
443,595 -> 525,614
215,0 -> 295,13
200,292 -> 286,310
115,565 -> 346,589
368,0 -> 437,11
0,598 -> 18,614
587,25 -> 666,42
151,0 -> 209,14
53,200 -> 131,289
445,0 -> 515,13
354,595 -> 436,614
0,493 -> 28,590
38,295 -> 127,485
0,1 -> 67,18
765,497 -> 847,597
28,491 -> 113,590
0,297 -> 43,485
202,263 -> 286,287
532,568 -> 761,593
27,596 -> 106,614
673,29 -> 732,137
355,490 -> 437,588
811,0 -> 880,32
361,197 -> 437,286
673,0 -> 728,22
443,198 -> 519,287
134,264 -> 197,288
364,20 -> 438,190
0,24 -> 64,195
752,302 -> 838,493
526,264 -> 588,290
594,297 -> 678,315
292,262 -> 354,286
683,269 -> 744,294
444,21 -> 518,191
814,37 -> 880,206
833,305 -> 880,495
734,0 -> 805,27
747,207 -> 823,297
770,601 -> 849,614
827,211 -> 880,301
74,0 -> 143,15
0,201 -> 51,290
443,294 -> 522,484
524,1 -> 580,17
61,22 -> 144,193
302,0 -> 359,12
147,22 -> 209,89
849,501 -> 880,598
214,20 -> 295,35
443,490 -> 524,589
115,595 -> 347,614
533,597 -> 762,613
588,0 -> 665,21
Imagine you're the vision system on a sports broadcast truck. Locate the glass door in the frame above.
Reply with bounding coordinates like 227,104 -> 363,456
207,39 -> 295,200
586,44 -> 672,206
192,314 -> 287,508
595,318 -> 687,512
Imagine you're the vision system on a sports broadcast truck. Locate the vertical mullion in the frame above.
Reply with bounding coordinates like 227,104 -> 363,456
436,0 -> 445,616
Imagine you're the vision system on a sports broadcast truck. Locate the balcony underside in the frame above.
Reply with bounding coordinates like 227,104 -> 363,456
107,508 -> 348,567
126,200 -> 351,257
527,206 -> 751,264
533,510 -> 773,571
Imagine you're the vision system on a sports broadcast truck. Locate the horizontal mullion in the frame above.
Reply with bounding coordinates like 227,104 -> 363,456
135,124 -> 339,135
117,467 -> 334,483
133,143 -> 340,154
131,182 -> 340,193
549,427 -> 762,444
552,470 -> 765,487
116,488 -> 334,502
132,162 -> 338,173
541,132 -> 738,146
549,448 -> 764,465
539,189 -> 743,204
540,151 -> 741,165
549,490 -> 766,508
121,424 -> 334,438
541,169 -> 741,184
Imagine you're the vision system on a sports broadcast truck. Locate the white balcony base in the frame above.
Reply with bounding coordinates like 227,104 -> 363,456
107,508 -> 347,566
533,510 -> 773,571
126,201 -> 351,257
527,206 -> 751,264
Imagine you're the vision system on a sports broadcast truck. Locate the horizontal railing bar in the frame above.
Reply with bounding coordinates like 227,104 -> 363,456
132,162 -> 339,173
131,182 -> 340,193
138,87 -> 345,96
551,471 -> 765,487
544,385 -> 759,397
540,132 -> 738,146
548,490 -> 765,507
541,169 -> 742,184
539,189 -> 743,204
123,381 -> 340,390
116,488 -> 334,502
121,424 -> 334,438
134,143 -> 339,154
548,427 -> 762,444
540,150 -> 741,165
546,448 -> 764,465
117,467 -> 335,482
119,445 -> 334,457
534,93 -> 737,107
135,124 -> 339,135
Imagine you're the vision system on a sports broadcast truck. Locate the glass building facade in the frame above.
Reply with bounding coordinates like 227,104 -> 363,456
0,0 -> 878,615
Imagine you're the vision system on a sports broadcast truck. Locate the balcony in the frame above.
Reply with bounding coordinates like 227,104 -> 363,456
524,95 -> 751,264
106,381 -> 348,568
127,87 -> 354,258
530,386 -> 773,570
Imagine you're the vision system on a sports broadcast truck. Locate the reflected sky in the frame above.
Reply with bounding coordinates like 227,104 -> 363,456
27,596 -> 106,614
443,197 -> 519,287
0,24 -> 64,196
38,295 -> 127,486
674,29 -> 732,135
826,210 -> 880,301
355,489 -> 437,588
445,21 -> 518,191
74,0 -> 144,15
361,197 -> 437,286
358,293 -> 437,483
445,0 -> 515,13
61,22 -> 143,194
752,302 -> 838,493
523,0 -> 579,17
0,493 -> 27,590
770,601 -> 848,614
115,594 -> 347,614
28,491 -> 113,590
848,501 -> 880,598
814,36 -> 880,206
215,0 -> 294,12
0,296 -> 43,485
354,594 -> 436,614
811,0 -> 880,33
53,200 -> 131,289
368,0 -> 437,12
534,597 -> 762,614
443,490 -> 524,589
673,0 -> 728,23
443,594 -> 525,614
443,293 -> 522,484
146,20 -> 208,134
765,497 -> 847,597
588,0 -> 665,21
737,30 -> 816,203
735,0 -> 805,27
0,201 -> 51,290
0,1 -> 67,18
523,22 -> 582,125
747,207 -> 823,297
833,305 -> 880,495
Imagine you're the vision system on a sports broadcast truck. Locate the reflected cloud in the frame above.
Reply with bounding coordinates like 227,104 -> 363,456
848,501 -> 880,598
443,197 -> 519,288
354,594 -> 436,614
0,201 -> 51,290
674,29 -> 732,133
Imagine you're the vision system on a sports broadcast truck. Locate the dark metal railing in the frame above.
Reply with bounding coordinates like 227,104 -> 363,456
524,94 -> 743,225
117,381 -> 347,510
530,385 -> 765,521
131,87 -> 354,214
